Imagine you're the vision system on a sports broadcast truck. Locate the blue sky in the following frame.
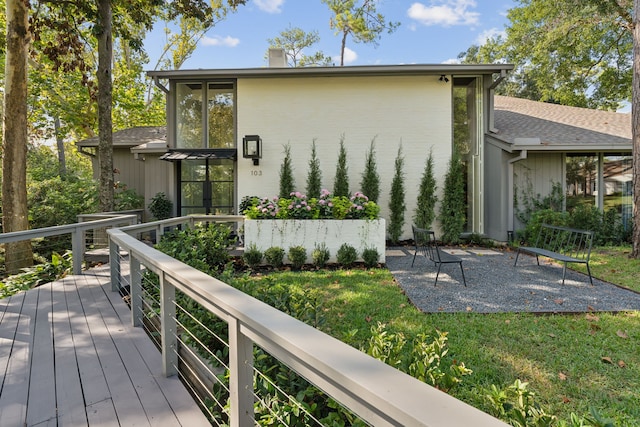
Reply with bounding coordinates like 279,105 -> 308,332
144,0 -> 515,70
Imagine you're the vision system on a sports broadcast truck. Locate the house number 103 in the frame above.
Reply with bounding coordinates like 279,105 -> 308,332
250,170 -> 262,176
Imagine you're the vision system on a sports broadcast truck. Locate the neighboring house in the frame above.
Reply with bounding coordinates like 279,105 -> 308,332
77,126 -> 169,219
488,95 -> 632,238
78,64 -> 632,242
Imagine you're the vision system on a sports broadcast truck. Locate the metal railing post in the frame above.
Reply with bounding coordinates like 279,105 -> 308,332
228,317 -> 254,427
160,272 -> 178,377
71,229 -> 84,275
130,255 -> 143,327
110,239 -> 121,292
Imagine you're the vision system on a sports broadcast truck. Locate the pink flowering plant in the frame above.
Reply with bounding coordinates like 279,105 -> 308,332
243,189 -> 379,220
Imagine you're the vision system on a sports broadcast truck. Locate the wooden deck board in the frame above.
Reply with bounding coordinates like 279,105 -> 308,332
0,267 -> 210,427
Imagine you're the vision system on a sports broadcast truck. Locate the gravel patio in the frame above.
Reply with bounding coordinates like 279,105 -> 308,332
385,246 -> 640,313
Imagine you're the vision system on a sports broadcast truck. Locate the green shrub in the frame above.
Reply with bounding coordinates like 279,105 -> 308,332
360,137 -> 380,203
264,246 -> 285,268
306,139 -> 322,199
438,152 -> 465,244
388,144 -> 406,244
333,135 -> 350,197
148,192 -> 173,220
239,195 -> 259,215
0,251 -> 72,299
336,243 -> 357,267
312,243 -> 331,268
279,143 -> 295,198
115,184 -> 144,211
243,244 -> 263,269
288,246 -> 307,270
361,247 -> 380,268
414,148 -> 437,229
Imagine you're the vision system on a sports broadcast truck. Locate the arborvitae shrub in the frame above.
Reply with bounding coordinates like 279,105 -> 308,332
336,243 -> 357,267
414,149 -> 437,229
439,152 -> 465,244
279,143 -> 295,198
360,137 -> 380,203
264,246 -> 285,268
333,135 -> 350,197
388,144 -> 406,244
306,139 -> 322,199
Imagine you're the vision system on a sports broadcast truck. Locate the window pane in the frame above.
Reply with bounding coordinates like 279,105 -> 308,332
566,155 -> 598,210
176,83 -> 203,149
181,182 -> 203,207
181,160 -> 206,181
208,83 -> 234,149
603,155 -> 633,231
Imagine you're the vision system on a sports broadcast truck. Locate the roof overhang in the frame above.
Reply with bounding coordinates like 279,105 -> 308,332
147,63 -> 514,81
159,149 -> 237,162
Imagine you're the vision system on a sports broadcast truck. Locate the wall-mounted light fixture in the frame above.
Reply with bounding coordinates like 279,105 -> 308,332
242,135 -> 262,165
439,74 -> 449,83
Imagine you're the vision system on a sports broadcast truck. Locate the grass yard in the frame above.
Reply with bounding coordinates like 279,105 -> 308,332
253,246 -> 640,425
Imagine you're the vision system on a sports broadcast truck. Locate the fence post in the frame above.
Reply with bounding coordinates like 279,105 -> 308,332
71,229 -> 83,275
228,317 -> 254,427
110,239 -> 121,292
130,255 -> 143,327
160,272 -> 178,377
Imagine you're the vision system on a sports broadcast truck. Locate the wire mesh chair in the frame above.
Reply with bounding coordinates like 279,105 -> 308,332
411,225 -> 467,287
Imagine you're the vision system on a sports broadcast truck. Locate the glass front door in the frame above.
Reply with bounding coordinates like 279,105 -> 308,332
180,159 -> 235,215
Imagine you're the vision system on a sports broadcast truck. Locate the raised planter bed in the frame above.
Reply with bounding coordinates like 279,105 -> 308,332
244,219 -> 386,264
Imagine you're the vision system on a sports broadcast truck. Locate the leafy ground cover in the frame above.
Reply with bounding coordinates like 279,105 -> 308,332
254,245 -> 639,425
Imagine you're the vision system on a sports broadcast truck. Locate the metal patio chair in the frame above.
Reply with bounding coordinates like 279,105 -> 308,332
411,225 -> 467,286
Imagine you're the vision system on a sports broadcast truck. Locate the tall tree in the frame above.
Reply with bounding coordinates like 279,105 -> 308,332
632,0 -> 640,258
266,25 -> 332,67
333,135 -> 350,197
2,0 -> 33,271
360,137 -> 380,202
322,0 -> 399,66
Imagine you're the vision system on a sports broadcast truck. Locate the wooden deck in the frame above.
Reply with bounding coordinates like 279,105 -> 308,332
0,265 -> 210,427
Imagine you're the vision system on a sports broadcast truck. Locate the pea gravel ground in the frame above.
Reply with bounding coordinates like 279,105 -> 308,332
385,246 -> 640,313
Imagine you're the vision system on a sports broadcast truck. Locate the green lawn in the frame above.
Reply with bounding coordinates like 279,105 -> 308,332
254,246 -> 640,425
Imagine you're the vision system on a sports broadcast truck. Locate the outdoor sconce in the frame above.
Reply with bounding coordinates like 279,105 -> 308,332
439,74 -> 449,83
242,135 -> 262,165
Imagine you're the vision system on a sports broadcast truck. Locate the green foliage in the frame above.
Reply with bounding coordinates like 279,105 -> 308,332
363,323 -> 472,393
438,152 -> 465,244
482,380 -> 557,426
336,243 -> 357,267
264,246 -> 285,268
515,180 -> 564,226
312,243 -> 331,268
279,143 -> 295,198
414,148 -> 438,229
360,137 -> 380,203
148,192 -> 173,220
239,195 -> 259,215
333,135 -> 350,197
361,247 -> 379,268
155,223 -> 234,276
288,246 -> 307,270
388,144 -> 406,244
243,244 -> 263,270
114,184 -> 144,211
266,25 -> 332,67
0,252 -> 73,299
305,139 -> 322,199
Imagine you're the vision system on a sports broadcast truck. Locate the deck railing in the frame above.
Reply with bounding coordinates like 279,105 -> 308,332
0,214 -> 138,275
108,215 -> 508,427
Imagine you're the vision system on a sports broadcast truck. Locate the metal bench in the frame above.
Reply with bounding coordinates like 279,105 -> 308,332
514,223 -> 594,285
411,226 -> 467,287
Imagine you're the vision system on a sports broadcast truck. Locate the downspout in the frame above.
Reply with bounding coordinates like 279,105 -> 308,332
507,149 -> 528,237
153,76 -> 169,94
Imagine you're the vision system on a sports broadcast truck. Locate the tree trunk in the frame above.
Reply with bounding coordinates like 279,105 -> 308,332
97,0 -> 114,212
54,116 -> 67,177
2,0 -> 33,273
633,0 -> 640,258
340,30 -> 347,66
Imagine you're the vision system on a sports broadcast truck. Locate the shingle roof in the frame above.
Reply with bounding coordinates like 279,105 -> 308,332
492,96 -> 631,150
77,126 -> 167,148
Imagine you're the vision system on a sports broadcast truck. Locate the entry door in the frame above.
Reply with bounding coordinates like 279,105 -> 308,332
179,159 -> 235,215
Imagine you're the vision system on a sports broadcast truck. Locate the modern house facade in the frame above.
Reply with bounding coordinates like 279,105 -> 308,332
77,63 -> 632,242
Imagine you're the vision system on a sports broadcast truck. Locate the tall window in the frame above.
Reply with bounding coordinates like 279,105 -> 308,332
176,81 -> 235,149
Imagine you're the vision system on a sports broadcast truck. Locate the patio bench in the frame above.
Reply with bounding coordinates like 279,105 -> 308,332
514,223 -> 594,285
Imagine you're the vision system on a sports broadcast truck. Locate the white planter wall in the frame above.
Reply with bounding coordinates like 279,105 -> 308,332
244,219 -> 386,264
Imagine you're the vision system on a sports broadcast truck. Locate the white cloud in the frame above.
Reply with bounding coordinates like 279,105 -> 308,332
475,27 -> 506,45
254,0 -> 284,13
442,58 -> 461,65
342,47 -> 358,65
201,35 -> 240,47
407,1 -> 480,27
